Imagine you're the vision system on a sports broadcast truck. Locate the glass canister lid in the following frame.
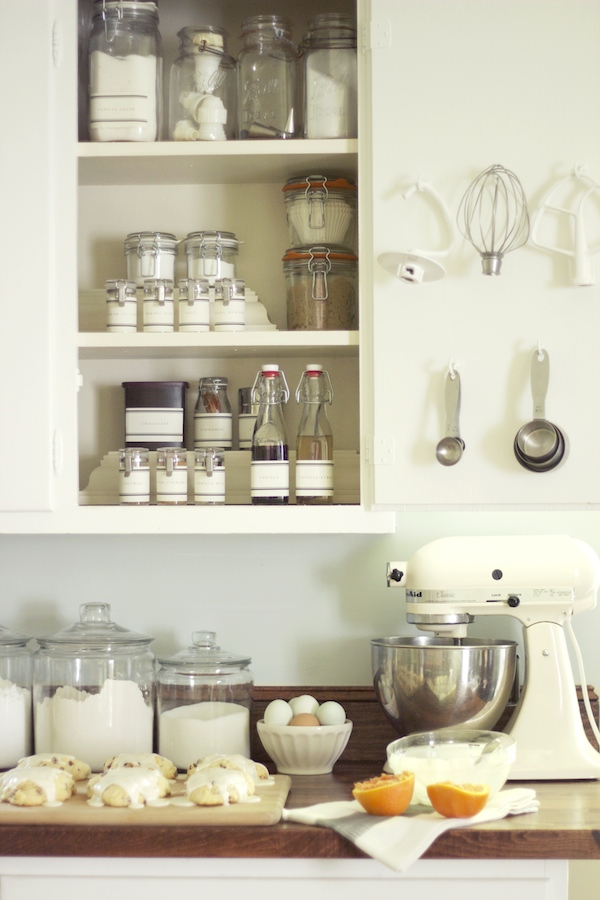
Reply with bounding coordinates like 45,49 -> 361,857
36,603 -> 153,650
0,623 -> 31,648
157,630 -> 251,673
282,174 -> 357,196
184,231 -> 239,249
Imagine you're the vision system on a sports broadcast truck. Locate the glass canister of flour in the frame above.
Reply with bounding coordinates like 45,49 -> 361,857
125,232 -> 178,287
156,630 -> 253,771
88,0 -> 163,142
300,14 -> 357,139
184,231 -> 239,282
0,624 -> 33,768
283,244 -> 358,330
33,603 -> 155,772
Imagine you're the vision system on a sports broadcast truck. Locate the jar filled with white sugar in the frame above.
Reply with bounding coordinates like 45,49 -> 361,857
184,231 -> 239,282
300,14 -> 357,139
0,624 -> 33,768
33,603 -> 155,772
157,631 -> 253,771
87,0 -> 163,142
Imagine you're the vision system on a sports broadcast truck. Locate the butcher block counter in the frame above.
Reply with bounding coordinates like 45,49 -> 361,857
2,687 -> 600,862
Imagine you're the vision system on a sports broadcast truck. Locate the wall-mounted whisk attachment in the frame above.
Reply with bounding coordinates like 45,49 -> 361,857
457,164 -> 530,275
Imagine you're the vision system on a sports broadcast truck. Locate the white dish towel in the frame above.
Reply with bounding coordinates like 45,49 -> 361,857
282,788 -> 539,872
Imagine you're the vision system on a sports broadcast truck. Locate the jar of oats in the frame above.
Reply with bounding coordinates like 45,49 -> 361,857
282,244 -> 358,331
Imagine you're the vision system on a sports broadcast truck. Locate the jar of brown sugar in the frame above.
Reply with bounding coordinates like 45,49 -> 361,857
282,244 -> 358,331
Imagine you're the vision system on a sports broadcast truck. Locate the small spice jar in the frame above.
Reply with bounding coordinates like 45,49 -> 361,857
122,381 -> 189,450
143,278 -> 175,332
300,13 -> 357,139
238,387 -> 258,450
118,447 -> 150,505
194,448 -> 226,504
33,603 -> 155,772
282,175 -> 357,250
156,630 -> 253,771
283,244 -> 358,330
0,624 -> 33,768
184,231 -> 239,281
105,279 -> 138,333
194,377 -> 232,449
169,26 -> 236,141
178,278 -> 211,332
156,447 -> 189,505
214,278 -> 245,331
125,232 -> 178,286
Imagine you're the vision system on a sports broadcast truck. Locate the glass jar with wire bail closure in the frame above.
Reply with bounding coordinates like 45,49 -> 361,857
251,364 -> 290,505
194,377 -> 232,450
88,0 -> 163,142
237,15 -> 298,139
300,13 -> 357,139
283,245 -> 358,330
295,364 -> 334,505
169,26 -> 236,141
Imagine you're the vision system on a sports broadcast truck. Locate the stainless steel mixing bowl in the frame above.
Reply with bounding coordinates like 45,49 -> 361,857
371,636 -> 517,736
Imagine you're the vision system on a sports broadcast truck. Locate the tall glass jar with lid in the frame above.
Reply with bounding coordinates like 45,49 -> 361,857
88,0 -> 163,142
33,603 -> 155,772
300,13 -> 357,139
236,15 -> 298,139
0,624 -> 33,768
169,26 -> 236,141
157,631 -> 253,771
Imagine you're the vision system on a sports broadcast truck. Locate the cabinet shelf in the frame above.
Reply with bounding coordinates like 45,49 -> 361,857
78,140 -> 359,186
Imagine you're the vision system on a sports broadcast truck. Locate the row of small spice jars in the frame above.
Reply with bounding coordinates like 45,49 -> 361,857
106,277 -> 246,333
0,608 -> 253,773
87,3 -> 357,142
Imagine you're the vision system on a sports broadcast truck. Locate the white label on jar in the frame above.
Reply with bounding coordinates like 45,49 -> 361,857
158,701 -> 249,771
119,467 -> 150,504
238,414 -> 257,450
143,299 -> 174,332
214,299 -> 245,331
194,468 -> 226,503
178,300 -> 210,332
305,49 -> 357,139
295,460 -> 334,497
126,408 -> 184,444
106,299 -> 137,332
89,51 -> 158,142
156,468 -> 188,504
194,413 -> 232,448
251,460 -> 289,498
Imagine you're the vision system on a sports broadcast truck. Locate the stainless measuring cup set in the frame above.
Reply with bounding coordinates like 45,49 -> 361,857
436,348 -> 566,472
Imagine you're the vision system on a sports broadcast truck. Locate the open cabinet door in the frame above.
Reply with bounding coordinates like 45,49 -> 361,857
0,0 -> 77,513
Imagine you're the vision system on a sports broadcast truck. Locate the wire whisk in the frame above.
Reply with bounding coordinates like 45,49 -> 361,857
457,164 -> 530,275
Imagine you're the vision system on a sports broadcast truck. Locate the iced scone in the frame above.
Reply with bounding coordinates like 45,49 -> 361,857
187,753 -> 269,784
17,753 -> 91,782
87,767 -> 171,808
103,753 -> 177,780
1,766 -> 75,806
185,766 -> 255,806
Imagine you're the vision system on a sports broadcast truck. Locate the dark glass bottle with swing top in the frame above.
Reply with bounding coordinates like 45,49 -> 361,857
250,364 -> 290,504
295,364 -> 334,504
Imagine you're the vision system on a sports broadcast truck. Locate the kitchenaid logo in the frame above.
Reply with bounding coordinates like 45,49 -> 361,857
406,590 -> 422,598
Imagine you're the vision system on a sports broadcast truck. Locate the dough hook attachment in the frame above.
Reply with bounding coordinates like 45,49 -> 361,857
530,164 -> 600,286
378,176 -> 454,284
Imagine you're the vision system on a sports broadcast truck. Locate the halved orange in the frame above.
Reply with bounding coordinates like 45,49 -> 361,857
352,771 -> 415,816
426,781 -> 491,818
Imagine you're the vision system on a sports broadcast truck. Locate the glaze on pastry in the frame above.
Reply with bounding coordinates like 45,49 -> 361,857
17,753 -> 91,781
87,767 -> 171,808
185,767 -> 255,806
103,752 -> 177,780
1,766 -> 75,806
187,753 -> 269,783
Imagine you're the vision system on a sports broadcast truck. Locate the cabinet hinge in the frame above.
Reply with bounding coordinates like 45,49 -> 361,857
365,435 -> 395,465
364,18 -> 392,52
52,20 -> 63,68
77,369 -> 83,392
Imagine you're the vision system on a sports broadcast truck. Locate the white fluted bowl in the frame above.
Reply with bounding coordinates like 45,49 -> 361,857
257,719 -> 353,775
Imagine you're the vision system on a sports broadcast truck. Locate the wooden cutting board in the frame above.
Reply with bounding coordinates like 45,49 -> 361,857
0,774 -> 292,827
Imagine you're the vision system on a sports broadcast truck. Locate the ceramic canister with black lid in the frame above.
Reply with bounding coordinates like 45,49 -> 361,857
122,381 -> 189,450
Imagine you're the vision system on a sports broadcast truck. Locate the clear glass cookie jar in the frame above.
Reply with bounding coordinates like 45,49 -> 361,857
0,624 -> 33,768
156,630 -> 253,771
33,603 -> 155,772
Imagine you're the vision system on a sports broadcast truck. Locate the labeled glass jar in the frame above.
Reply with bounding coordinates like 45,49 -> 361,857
0,624 -> 33,768
33,603 -> 155,772
122,381 -> 189,449
194,448 -> 226,504
125,232 -> 178,286
283,245 -> 358,330
238,387 -> 258,450
184,231 -> 239,282
283,175 -> 357,250
142,278 -> 175,332
300,13 -> 357,139
118,446 -> 150,505
237,15 -> 298,139
156,630 -> 253,771
194,377 -> 232,449
88,0 -> 163,142
105,279 -> 138,332
214,278 -> 245,331
169,26 -> 236,141
156,447 -> 188,505
178,278 -> 210,332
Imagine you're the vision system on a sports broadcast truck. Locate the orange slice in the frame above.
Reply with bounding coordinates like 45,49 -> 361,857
426,781 -> 491,818
352,771 -> 415,816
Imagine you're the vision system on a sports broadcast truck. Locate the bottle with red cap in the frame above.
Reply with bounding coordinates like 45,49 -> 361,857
295,364 -> 334,504
250,364 -> 290,505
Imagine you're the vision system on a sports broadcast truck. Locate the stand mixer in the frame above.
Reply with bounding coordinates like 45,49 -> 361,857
386,535 -> 600,780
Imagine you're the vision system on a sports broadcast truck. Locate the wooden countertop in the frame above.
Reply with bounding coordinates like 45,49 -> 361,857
2,686 -> 600,861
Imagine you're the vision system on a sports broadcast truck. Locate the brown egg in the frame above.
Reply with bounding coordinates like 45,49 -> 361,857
289,713 -> 320,727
